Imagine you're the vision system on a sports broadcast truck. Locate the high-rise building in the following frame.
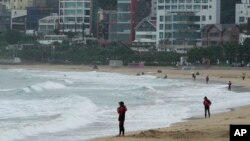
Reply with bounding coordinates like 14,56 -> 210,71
156,0 -> 221,52
236,0 -> 250,25
116,0 -> 150,44
0,4 -> 11,33
59,0 -> 91,35
116,0 -> 136,44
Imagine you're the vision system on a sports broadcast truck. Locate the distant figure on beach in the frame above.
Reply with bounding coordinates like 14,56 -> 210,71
228,81 -> 232,91
157,70 -> 162,73
136,73 -> 140,76
192,73 -> 196,80
117,101 -> 127,136
93,65 -> 98,69
206,75 -> 209,84
203,97 -> 211,118
141,72 -> 144,75
242,73 -> 246,80
164,74 -> 168,79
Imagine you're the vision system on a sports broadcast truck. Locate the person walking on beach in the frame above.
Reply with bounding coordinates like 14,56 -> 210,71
242,73 -> 246,80
203,97 -> 211,118
192,73 -> 196,80
206,75 -> 209,84
228,81 -> 232,91
117,101 -> 127,136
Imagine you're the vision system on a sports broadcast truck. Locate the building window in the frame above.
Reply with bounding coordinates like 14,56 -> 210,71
202,0 -> 208,3
202,16 -> 206,21
239,17 -> 245,22
160,24 -> 164,30
158,0 -> 164,3
209,16 -> 212,20
160,16 -> 164,22
171,0 -> 177,3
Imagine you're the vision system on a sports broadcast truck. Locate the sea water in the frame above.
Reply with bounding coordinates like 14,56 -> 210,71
0,69 -> 250,141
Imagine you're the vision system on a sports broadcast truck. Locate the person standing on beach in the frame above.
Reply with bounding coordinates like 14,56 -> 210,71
203,97 -> 211,118
192,73 -> 196,80
206,75 -> 209,84
228,81 -> 232,91
117,101 -> 127,136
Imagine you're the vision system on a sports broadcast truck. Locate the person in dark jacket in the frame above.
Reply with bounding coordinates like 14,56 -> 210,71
117,101 -> 127,136
203,97 -> 211,118
228,81 -> 232,91
206,75 -> 209,84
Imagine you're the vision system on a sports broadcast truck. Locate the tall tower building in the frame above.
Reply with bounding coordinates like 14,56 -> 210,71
59,0 -> 91,35
236,0 -> 250,24
156,0 -> 221,52
116,0 -> 150,44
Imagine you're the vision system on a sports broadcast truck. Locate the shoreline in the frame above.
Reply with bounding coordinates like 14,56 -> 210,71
1,64 -> 250,141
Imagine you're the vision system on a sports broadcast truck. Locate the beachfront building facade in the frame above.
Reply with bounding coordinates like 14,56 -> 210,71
0,4 -> 11,33
11,9 -> 27,31
116,0 -> 151,45
97,9 -> 117,45
156,0 -> 221,53
236,0 -> 250,25
132,17 -> 157,52
201,24 -> 241,47
59,0 -> 91,35
38,13 -> 60,35
116,0 -> 136,44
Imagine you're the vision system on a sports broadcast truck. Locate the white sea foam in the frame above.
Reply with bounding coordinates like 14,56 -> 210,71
22,81 -> 67,93
0,96 -> 98,141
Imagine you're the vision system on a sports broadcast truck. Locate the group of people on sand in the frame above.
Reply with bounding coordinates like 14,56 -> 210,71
117,96 -> 213,136
117,72 -> 247,136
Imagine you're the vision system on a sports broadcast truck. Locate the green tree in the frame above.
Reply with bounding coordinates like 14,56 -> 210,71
3,30 -> 22,44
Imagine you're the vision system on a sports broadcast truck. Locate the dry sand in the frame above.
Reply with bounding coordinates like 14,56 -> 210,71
1,64 -> 250,141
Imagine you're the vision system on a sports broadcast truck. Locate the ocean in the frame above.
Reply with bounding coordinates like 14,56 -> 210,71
0,69 -> 250,141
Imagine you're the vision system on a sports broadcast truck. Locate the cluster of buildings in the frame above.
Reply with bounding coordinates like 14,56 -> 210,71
1,0 -> 250,53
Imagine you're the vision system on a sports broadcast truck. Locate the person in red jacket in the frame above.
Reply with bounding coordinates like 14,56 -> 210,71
203,97 -> 211,118
117,101 -> 127,136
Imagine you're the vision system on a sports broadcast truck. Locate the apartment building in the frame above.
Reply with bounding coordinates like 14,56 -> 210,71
156,0 -> 221,52
59,0 -> 91,35
0,4 -> 11,33
116,0 -> 151,44
236,0 -> 250,25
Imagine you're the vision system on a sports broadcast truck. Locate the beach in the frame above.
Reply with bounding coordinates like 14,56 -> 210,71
0,64 -> 250,141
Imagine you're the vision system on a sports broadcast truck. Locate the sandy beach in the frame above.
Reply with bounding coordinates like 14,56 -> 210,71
0,64 -> 250,141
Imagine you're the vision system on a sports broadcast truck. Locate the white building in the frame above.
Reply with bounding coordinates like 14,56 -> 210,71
236,0 -> 250,25
156,0 -> 221,52
11,9 -> 27,30
132,17 -> 157,52
59,0 -> 91,35
239,33 -> 250,45
38,13 -> 59,35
